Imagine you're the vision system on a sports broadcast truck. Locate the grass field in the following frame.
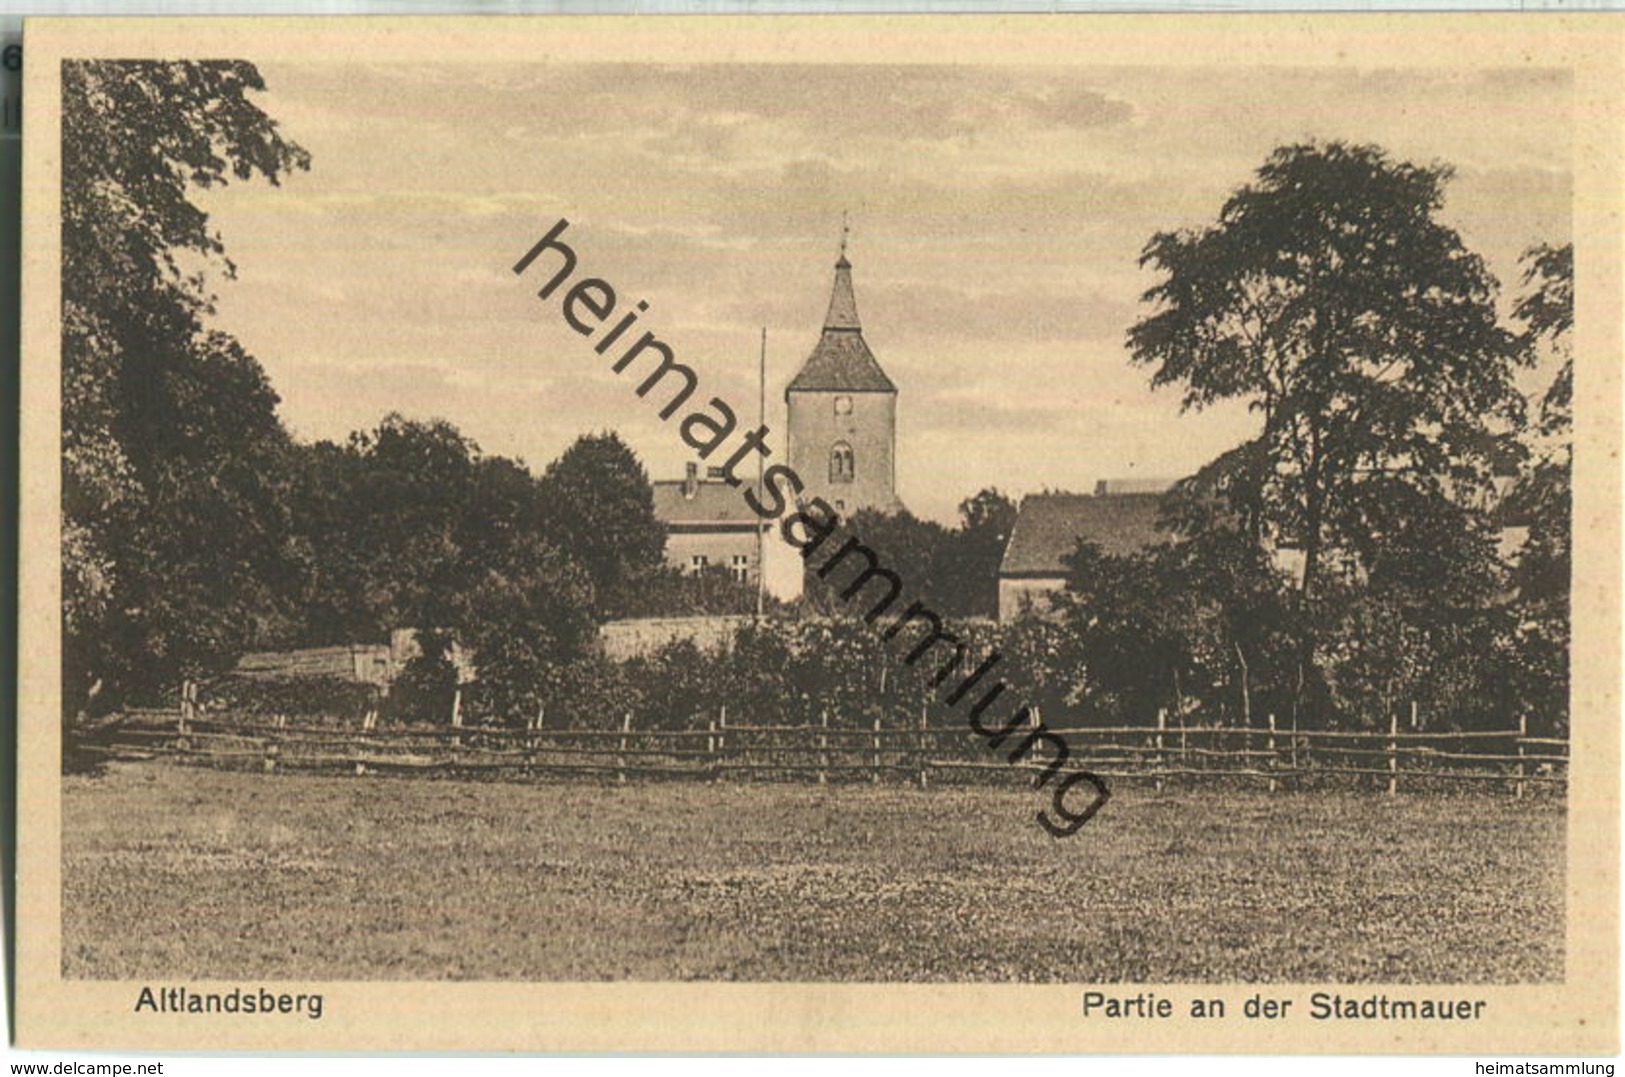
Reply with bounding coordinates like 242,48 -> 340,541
62,762 -> 1564,982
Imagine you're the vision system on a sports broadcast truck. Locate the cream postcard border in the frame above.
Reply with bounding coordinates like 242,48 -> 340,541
16,13 -> 1621,1053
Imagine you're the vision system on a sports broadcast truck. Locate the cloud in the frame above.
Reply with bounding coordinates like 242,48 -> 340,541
715,277 -> 1134,345
531,63 -> 1138,142
221,58 -> 1573,523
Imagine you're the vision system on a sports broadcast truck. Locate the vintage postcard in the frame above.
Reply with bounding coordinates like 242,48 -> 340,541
15,13 -> 1621,1054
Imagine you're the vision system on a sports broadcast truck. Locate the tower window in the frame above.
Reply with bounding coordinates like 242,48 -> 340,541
834,395 -> 853,416
830,442 -> 855,484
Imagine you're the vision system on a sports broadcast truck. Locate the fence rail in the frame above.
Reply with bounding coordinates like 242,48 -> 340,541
79,704 -> 1567,797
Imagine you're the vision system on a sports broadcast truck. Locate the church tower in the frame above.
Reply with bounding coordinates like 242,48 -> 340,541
785,243 -> 900,517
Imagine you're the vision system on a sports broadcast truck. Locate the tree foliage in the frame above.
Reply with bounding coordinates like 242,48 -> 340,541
285,417 -> 606,718
63,85 -> 1573,747
945,488 -> 1019,617
615,564 -> 773,618
1125,141 -> 1531,727
1501,242 -> 1574,736
289,415 -> 534,637
62,60 -> 311,710
1129,141 -> 1524,603
1056,529 -> 1298,725
1507,243 -> 1573,611
800,487 -> 1018,620
1030,140 -> 1579,736
535,432 -> 668,617
455,538 -> 597,721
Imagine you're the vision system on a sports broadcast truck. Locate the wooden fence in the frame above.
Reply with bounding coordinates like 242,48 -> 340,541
78,703 -> 1567,797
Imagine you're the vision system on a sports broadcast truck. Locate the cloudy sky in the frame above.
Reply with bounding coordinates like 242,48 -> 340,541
197,60 -> 1572,523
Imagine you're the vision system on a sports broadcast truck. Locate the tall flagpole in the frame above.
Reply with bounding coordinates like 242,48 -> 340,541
756,326 -> 767,620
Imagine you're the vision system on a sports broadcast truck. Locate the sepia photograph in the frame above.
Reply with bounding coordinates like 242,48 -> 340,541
14,14 -> 1619,1053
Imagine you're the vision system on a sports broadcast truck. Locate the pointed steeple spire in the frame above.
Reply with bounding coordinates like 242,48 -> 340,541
786,224 -> 896,395
824,248 -> 862,331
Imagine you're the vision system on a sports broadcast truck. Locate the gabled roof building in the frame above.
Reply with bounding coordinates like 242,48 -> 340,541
650,462 -> 803,601
997,482 -> 1173,621
647,238 -> 905,603
785,248 -> 902,517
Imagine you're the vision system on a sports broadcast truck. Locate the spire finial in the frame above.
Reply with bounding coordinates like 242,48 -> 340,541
824,220 -> 861,331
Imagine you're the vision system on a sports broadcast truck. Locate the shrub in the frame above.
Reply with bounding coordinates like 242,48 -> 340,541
199,674 -> 377,723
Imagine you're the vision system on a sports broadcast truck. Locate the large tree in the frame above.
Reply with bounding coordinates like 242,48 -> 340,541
1127,142 -> 1524,719
288,413 -> 604,630
1057,530 -> 1297,726
1499,242 -> 1573,736
284,415 -> 605,721
800,489 -> 1017,620
453,535 -> 597,722
62,61 -> 310,712
945,487 -> 1018,618
1508,242 -> 1573,610
288,415 -> 491,640
1129,141 -> 1524,602
536,433 -> 667,616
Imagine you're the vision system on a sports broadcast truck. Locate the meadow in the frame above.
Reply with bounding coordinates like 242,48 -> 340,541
62,762 -> 1564,982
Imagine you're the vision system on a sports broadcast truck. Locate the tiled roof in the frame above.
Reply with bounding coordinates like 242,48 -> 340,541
998,492 -> 1168,577
652,479 -> 764,526
786,255 -> 896,394
787,329 -> 896,394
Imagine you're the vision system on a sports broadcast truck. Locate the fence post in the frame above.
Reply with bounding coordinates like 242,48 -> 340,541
618,711 -> 631,784
1289,710 -> 1298,774
872,715 -> 882,784
708,717 -> 717,781
1155,707 -> 1166,793
1267,712 -> 1278,794
1030,705 -> 1042,778
1386,710 -> 1399,796
450,687 -> 463,748
917,705 -> 928,790
718,705 -> 727,779
174,680 -> 194,753
1516,713 -> 1528,800
818,709 -> 829,786
352,700 -> 365,776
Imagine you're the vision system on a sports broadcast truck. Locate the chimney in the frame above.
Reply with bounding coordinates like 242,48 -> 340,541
684,461 -> 699,499
1095,479 -> 1108,497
